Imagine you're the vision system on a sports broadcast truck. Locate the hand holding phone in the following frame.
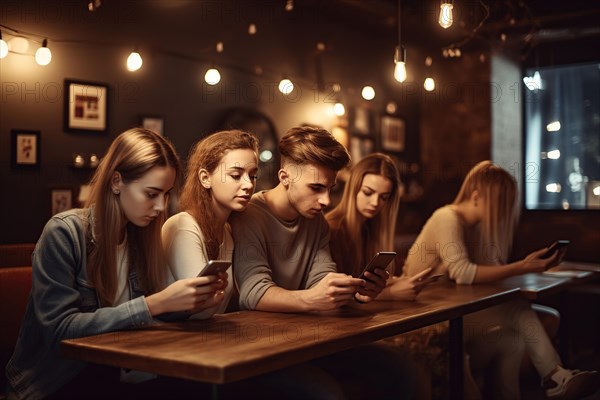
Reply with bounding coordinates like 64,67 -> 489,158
540,240 -> 570,259
358,251 -> 397,280
197,260 -> 231,277
418,273 -> 444,285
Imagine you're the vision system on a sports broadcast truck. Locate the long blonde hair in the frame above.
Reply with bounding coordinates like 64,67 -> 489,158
179,130 -> 259,260
86,128 -> 182,306
326,153 -> 402,276
453,160 -> 519,264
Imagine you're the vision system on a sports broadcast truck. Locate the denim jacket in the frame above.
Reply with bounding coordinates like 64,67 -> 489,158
5,208 -> 154,400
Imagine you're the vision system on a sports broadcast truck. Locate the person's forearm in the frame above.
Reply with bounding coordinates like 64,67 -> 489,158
255,286 -> 311,312
471,260 -> 524,283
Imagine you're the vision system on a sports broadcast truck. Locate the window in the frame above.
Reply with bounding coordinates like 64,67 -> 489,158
523,62 -> 600,209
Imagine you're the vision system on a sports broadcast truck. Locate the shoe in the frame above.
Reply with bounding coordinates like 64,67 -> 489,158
543,366 -> 600,399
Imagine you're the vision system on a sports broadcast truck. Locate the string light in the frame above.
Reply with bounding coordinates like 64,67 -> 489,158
205,68 -> 221,85
126,50 -> 143,71
423,56 -> 434,91
0,32 -> 8,59
279,78 -> 294,94
439,1 -> 454,29
361,86 -> 375,100
333,102 -> 345,116
35,38 -> 52,66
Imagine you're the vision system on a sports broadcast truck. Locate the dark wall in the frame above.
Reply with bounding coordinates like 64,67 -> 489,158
1,0 -> 423,243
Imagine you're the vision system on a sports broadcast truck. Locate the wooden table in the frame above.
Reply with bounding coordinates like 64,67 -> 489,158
62,283 -> 520,400
495,261 -> 600,363
495,261 -> 599,300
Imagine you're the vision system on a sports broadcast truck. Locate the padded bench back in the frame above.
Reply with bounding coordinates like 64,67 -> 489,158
0,266 -> 32,391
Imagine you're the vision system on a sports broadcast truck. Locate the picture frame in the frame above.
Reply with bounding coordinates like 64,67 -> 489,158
64,79 -> 109,133
141,116 -> 164,136
11,129 -> 40,167
350,107 -> 371,135
350,136 -> 374,164
51,188 -> 73,216
381,115 -> 405,152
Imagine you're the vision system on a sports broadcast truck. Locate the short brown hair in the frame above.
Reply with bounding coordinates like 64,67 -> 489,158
279,126 -> 350,172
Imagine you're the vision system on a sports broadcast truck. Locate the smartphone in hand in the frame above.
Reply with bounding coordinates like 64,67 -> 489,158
197,260 -> 231,277
358,251 -> 397,280
418,273 -> 444,285
540,240 -> 570,259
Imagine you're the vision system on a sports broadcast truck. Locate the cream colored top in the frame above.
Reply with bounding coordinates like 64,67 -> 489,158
162,212 -> 234,318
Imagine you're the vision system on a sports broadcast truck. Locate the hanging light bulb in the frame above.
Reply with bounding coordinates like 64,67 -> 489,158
205,68 -> 221,85
216,41 -> 224,53
126,51 -> 143,71
394,46 -> 407,82
333,102 -> 345,116
285,0 -> 294,12
35,39 -> 52,66
0,32 -> 8,59
248,23 -> 257,35
361,86 -> 375,100
439,1 -> 454,29
279,78 -> 294,94
424,78 -> 435,91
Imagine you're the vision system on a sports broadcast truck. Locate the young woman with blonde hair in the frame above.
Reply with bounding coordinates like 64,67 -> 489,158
326,153 -> 431,301
6,128 -> 221,400
162,130 -> 259,317
403,160 -> 599,399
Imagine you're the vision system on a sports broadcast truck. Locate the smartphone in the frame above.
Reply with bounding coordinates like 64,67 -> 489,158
197,260 -> 231,277
540,240 -> 570,259
418,273 -> 444,284
358,251 -> 397,280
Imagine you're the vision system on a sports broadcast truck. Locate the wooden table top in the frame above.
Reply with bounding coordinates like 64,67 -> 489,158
61,282 -> 520,384
496,260 -> 600,300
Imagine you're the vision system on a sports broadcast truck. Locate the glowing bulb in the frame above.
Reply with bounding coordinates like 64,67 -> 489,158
439,3 -> 454,29
35,39 -> 52,66
545,183 -> 561,193
204,68 -> 221,85
394,61 -> 407,82
386,102 -> 397,114
259,150 -> 273,162
547,149 -> 561,159
546,121 -> 561,132
0,38 -> 8,59
361,86 -> 375,100
279,79 -> 294,94
248,23 -> 257,35
285,0 -> 294,12
216,41 -> 224,53
126,51 -> 143,71
333,103 -> 345,116
593,186 -> 600,196
424,77 -> 435,91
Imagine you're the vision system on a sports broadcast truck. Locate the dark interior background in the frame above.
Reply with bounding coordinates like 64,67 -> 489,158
1,0 -> 598,262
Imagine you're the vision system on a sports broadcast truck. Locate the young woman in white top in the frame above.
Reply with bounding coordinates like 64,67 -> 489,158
403,160 -> 599,400
162,130 -> 259,317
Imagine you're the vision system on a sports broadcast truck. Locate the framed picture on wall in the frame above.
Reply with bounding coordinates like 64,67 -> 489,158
51,188 -> 73,216
350,107 -> 371,135
350,136 -> 374,164
381,115 -> 405,152
64,79 -> 109,133
11,129 -> 40,167
141,116 -> 164,136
